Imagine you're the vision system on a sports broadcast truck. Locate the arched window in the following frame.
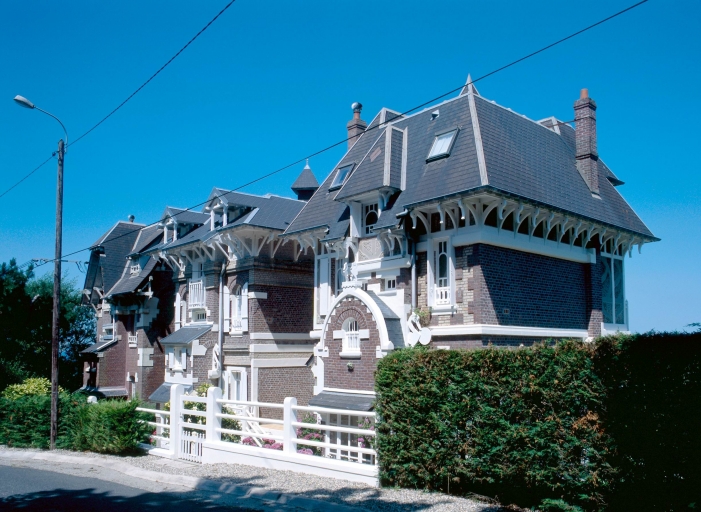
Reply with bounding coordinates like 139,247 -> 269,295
342,317 -> 360,353
229,283 -> 248,333
435,240 -> 450,305
363,204 -> 378,235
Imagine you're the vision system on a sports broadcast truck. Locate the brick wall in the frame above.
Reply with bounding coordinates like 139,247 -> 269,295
257,366 -> 314,419
323,297 -> 379,392
417,244 -> 592,331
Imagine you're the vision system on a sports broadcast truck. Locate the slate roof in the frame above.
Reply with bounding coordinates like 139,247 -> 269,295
130,224 -> 163,255
149,382 -> 192,403
159,325 -> 212,345
106,257 -> 157,297
291,166 -> 319,190
80,338 -> 117,354
159,189 -> 306,252
285,90 -> 655,240
162,207 -> 210,225
308,391 -> 374,411
83,221 -> 143,305
284,110 -> 388,240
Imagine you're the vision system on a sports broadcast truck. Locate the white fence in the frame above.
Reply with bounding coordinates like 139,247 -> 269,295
137,384 -> 378,485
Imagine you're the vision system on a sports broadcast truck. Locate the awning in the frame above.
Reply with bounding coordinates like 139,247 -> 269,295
79,386 -> 128,398
308,391 -> 374,412
80,338 -> 117,354
159,325 -> 212,346
148,382 -> 193,403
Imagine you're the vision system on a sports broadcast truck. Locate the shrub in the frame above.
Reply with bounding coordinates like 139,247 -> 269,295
375,332 -> 701,511
63,399 -> 151,454
2,377 -> 63,400
0,392 -> 80,449
375,341 -> 614,510
295,412 -> 324,456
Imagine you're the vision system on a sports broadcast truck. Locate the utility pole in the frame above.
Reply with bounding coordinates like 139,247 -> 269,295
50,138 -> 65,450
13,95 -> 68,451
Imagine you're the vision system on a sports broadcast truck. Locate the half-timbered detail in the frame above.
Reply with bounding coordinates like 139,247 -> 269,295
285,80 -> 658,409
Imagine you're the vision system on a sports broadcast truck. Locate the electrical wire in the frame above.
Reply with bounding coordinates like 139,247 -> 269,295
0,0 -> 237,200
28,0 -> 649,270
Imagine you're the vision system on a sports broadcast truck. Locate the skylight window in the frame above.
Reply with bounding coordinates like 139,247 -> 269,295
427,129 -> 458,161
329,164 -> 354,189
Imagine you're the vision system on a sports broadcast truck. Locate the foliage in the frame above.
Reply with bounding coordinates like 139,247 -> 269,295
413,307 -> 431,328
0,378 -> 149,454
295,412 -> 324,456
375,332 -> 701,511
1,377 -> 63,400
0,260 -> 95,392
168,383 -> 241,442
0,392 -> 80,449
63,398 -> 151,454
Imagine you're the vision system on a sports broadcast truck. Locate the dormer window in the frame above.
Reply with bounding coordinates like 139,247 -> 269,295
329,164 -> 354,189
130,262 -> 141,276
427,129 -> 458,162
362,203 -> 378,236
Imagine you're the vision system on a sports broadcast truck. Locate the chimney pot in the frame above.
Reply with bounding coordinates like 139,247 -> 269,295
346,102 -> 367,150
580,88 -> 589,99
128,214 -> 135,223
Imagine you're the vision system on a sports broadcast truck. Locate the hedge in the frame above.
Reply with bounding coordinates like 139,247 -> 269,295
375,332 -> 701,511
0,388 -> 150,454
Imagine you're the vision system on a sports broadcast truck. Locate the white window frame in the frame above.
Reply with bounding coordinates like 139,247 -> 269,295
329,163 -> 354,189
362,203 -> 379,236
315,255 -> 332,322
601,250 -> 626,327
229,283 -> 248,333
427,236 -> 455,313
342,318 -> 360,354
224,367 -> 248,402
427,128 -> 459,162
385,278 -> 396,290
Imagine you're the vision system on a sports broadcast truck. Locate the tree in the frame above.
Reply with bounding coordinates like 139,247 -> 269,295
0,259 -> 95,392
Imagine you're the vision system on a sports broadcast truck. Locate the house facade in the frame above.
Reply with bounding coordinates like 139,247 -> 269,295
283,82 -> 657,411
82,81 -> 656,419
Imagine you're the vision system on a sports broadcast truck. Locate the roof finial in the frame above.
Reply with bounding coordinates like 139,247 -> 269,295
460,74 -> 480,97
304,158 -> 310,170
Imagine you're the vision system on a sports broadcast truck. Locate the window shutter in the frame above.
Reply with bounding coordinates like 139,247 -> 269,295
319,258 -> 330,316
241,282 -> 249,331
223,286 -> 230,332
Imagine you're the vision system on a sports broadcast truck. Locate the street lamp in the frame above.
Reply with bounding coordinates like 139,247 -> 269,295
14,94 -> 67,451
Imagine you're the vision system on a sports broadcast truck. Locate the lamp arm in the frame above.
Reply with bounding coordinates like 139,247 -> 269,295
34,107 -> 68,150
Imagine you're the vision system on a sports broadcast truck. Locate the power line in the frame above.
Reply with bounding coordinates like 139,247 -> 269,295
31,0 -> 649,270
0,155 -> 55,200
0,0 -> 237,200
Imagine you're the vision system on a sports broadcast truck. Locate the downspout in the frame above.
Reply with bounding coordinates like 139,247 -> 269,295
217,264 -> 225,389
411,235 -> 417,311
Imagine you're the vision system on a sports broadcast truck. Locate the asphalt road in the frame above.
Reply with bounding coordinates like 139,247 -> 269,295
0,465 -> 259,511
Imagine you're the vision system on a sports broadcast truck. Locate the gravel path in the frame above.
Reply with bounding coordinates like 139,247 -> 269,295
1,447 -> 502,511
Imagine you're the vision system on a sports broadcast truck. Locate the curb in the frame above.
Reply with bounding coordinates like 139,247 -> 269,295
0,449 -> 364,512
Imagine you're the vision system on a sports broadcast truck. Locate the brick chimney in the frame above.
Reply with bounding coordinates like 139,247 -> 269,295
574,89 -> 599,195
346,102 -> 367,150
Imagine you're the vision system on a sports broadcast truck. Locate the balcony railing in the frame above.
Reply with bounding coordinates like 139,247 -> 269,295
128,335 -> 138,347
189,279 -> 205,309
435,286 -> 451,305
230,318 -> 242,332
343,332 -> 360,353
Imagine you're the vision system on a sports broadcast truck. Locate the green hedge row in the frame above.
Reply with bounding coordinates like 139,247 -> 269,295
0,392 -> 151,454
375,332 -> 701,511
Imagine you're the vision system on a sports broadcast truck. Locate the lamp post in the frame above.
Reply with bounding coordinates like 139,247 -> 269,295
14,95 -> 67,450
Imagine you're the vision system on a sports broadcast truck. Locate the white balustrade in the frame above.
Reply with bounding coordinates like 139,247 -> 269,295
188,279 -> 205,309
435,286 -> 451,305
128,335 -> 137,347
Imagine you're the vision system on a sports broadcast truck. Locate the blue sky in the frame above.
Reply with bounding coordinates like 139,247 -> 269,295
1,0 -> 698,332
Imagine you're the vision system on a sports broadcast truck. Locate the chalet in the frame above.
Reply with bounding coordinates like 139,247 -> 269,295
282,81 -> 658,412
